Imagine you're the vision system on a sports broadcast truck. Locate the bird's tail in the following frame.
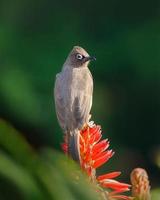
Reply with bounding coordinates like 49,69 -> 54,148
68,130 -> 80,162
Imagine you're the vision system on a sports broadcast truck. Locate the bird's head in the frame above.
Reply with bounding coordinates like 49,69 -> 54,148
65,46 -> 96,68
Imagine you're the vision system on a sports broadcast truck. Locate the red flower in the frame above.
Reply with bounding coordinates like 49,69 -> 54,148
62,123 -> 132,200
79,125 -> 114,175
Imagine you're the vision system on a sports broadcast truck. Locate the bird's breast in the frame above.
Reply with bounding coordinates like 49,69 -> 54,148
60,67 -> 93,104
71,68 -> 92,91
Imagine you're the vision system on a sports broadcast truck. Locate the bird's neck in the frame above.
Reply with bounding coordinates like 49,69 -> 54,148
62,64 -> 88,71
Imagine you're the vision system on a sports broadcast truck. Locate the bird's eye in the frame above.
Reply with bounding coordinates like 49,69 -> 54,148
76,53 -> 83,60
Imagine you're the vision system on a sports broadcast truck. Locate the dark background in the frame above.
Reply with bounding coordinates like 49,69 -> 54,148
0,0 -> 160,188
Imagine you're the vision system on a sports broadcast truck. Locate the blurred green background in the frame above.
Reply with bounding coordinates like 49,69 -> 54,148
0,0 -> 160,196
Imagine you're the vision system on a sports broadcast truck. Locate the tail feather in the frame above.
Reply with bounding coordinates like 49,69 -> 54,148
68,130 -> 80,162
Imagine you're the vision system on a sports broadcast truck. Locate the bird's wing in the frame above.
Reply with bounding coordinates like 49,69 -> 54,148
72,71 -> 93,129
54,73 -> 66,130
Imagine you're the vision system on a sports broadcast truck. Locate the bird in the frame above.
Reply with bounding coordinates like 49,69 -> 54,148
54,46 -> 96,162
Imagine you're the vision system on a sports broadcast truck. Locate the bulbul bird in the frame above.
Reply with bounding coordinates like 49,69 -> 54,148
54,46 -> 95,161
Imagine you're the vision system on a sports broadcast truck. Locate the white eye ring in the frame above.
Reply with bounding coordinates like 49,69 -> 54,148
76,53 -> 83,60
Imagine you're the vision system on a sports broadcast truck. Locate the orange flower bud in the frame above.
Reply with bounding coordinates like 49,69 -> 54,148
130,168 -> 151,200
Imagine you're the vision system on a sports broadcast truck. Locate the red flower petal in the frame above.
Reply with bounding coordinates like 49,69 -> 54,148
109,188 -> 130,195
92,139 -> 109,153
92,150 -> 110,161
89,125 -> 101,135
89,126 -> 102,144
83,147 -> 91,163
101,180 -> 131,190
97,172 -> 121,181
93,150 -> 114,168
61,143 -> 68,154
110,195 -> 132,200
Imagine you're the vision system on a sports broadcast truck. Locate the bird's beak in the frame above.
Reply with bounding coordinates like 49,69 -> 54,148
84,56 -> 96,62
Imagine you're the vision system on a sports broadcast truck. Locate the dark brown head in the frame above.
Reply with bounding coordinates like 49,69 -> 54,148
64,46 -> 96,68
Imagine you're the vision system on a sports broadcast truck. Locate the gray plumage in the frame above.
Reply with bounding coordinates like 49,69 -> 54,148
54,46 -> 95,161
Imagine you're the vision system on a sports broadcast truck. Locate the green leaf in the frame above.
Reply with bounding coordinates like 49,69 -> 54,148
0,119 -> 102,200
0,151 -> 45,200
0,119 -> 36,170
39,148 -> 102,200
